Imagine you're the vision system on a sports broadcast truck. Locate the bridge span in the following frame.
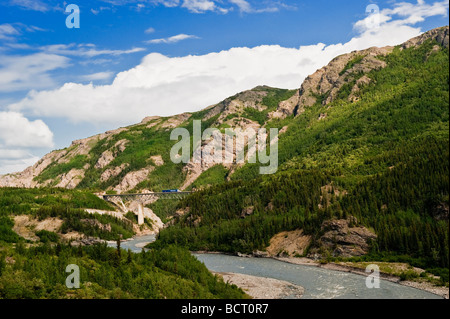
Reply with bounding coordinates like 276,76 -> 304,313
102,192 -> 193,225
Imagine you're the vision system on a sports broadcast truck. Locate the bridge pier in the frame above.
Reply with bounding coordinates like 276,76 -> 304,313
137,202 -> 145,226
102,192 -> 193,227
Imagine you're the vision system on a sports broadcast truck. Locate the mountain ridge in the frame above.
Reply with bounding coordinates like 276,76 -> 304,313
1,26 -> 448,193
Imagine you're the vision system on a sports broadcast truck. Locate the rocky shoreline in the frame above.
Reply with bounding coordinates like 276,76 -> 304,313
213,272 -> 304,299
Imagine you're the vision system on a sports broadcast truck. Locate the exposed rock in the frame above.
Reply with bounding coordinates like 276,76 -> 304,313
13,216 -> 64,241
94,139 -> 129,170
0,125 -> 129,188
252,250 -> 269,258
266,230 -> 312,257
55,168 -> 85,189
401,26 -> 449,49
140,116 -> 161,125
269,91 -> 300,119
316,218 -> 377,258
146,118 -> 162,129
294,46 -> 393,114
95,150 -> 115,169
175,207 -> 190,217
150,155 -> 164,166
114,139 -> 128,153
204,87 -> 268,124
291,27 -> 449,116
100,163 -> 129,182
431,202 -> 449,221
349,75 -> 372,103
318,113 -> 327,121
113,166 -> 154,193
0,149 -> 67,187
160,113 -> 192,129
279,126 -> 289,135
84,209 -> 125,220
241,206 -> 255,218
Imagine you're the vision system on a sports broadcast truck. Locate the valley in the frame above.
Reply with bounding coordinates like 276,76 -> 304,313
0,26 -> 449,299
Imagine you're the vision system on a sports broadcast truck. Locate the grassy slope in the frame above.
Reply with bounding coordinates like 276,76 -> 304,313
153,39 -> 449,282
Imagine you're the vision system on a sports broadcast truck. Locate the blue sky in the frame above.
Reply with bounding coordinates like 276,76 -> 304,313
0,0 -> 449,174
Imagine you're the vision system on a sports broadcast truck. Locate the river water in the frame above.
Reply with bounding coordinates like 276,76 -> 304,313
108,235 -> 442,299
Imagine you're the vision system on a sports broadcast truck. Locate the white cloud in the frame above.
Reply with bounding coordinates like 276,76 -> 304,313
0,22 -> 47,44
40,43 -> 146,57
98,0 -> 290,14
0,23 -> 20,40
9,0 -> 49,12
79,71 -> 114,81
228,0 -> 278,13
182,0 -> 217,13
0,112 -> 54,148
145,27 -> 156,34
0,53 -> 70,92
145,34 -> 200,44
7,0 -> 450,129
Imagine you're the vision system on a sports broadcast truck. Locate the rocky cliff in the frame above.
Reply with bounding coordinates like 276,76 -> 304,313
1,26 -> 448,193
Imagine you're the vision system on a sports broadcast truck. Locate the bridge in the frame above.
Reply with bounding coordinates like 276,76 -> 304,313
102,192 -> 193,225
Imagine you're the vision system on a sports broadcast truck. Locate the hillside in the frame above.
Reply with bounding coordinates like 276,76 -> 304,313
1,27 -> 448,194
150,26 -> 449,283
1,26 -> 449,283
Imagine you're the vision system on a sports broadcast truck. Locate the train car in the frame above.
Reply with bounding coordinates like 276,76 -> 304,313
162,189 -> 179,193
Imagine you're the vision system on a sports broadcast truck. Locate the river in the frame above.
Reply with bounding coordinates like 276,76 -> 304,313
108,235 -> 443,299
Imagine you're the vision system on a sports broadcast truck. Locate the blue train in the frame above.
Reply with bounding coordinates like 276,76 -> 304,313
162,189 -> 180,193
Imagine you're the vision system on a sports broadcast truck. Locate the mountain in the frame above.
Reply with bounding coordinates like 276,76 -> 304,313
1,26 -> 449,284
2,26 -> 447,194
152,26 -> 448,272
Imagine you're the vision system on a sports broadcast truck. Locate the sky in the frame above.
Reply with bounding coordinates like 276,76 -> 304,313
0,0 -> 449,174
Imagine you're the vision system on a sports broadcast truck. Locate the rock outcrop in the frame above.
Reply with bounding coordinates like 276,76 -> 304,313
293,46 -> 393,114
315,218 -> 377,258
269,91 -> 300,119
266,230 -> 312,257
401,26 -> 449,49
113,166 -> 154,193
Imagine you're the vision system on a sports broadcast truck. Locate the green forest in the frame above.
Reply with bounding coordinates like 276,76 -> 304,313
0,188 -> 246,299
0,33 -> 449,298
153,39 -> 449,284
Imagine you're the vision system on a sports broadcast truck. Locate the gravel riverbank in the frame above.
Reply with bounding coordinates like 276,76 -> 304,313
213,272 -> 304,299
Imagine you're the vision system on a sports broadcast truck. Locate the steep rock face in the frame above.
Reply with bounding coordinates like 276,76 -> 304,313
266,229 -> 312,257
100,164 -> 129,182
290,26 -> 449,116
269,91 -> 300,119
204,87 -> 268,123
55,168 -> 86,189
294,46 -> 393,114
314,218 -> 377,258
113,166 -> 154,193
402,26 -> 449,49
